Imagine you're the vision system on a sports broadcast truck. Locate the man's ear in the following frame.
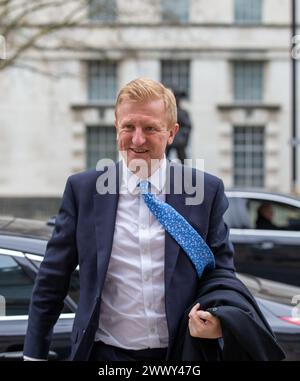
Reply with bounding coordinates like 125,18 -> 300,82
115,119 -> 119,139
167,123 -> 179,145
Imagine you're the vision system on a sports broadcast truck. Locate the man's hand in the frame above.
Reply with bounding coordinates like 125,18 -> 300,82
188,303 -> 222,339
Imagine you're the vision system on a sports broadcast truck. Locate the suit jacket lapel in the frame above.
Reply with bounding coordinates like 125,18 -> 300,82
94,162 -> 121,293
165,162 -> 192,290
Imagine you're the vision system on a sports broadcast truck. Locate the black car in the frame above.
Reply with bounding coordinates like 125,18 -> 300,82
225,190 -> 300,287
0,216 -> 300,360
0,217 -> 78,360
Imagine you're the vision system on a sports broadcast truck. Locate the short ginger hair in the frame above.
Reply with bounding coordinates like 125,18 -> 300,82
115,77 -> 177,127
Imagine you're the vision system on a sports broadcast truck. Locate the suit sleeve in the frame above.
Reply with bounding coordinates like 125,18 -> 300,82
23,177 -> 78,359
207,179 -> 235,271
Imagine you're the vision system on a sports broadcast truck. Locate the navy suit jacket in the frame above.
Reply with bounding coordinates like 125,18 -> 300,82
23,161 -> 234,360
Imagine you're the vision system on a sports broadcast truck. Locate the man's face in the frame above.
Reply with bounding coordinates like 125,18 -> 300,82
115,99 -> 178,173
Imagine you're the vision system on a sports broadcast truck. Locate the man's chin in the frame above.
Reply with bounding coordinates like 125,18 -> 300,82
125,155 -> 163,177
126,155 -> 150,174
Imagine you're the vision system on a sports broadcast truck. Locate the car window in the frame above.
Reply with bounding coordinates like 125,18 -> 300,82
248,199 -> 300,231
0,254 -> 34,315
224,198 -> 251,229
226,197 -> 300,231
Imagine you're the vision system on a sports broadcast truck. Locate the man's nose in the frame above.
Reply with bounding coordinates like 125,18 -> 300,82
132,128 -> 146,145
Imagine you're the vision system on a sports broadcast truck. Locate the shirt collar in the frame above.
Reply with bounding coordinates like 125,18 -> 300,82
121,157 -> 167,195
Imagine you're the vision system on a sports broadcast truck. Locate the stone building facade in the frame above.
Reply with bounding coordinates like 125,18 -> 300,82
0,0 -> 299,217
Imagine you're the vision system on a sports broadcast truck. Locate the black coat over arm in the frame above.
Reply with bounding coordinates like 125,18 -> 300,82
169,269 -> 285,361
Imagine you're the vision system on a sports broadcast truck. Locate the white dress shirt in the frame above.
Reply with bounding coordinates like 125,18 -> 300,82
95,158 -> 169,349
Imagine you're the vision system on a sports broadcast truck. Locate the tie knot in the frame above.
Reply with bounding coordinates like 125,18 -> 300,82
139,180 -> 151,194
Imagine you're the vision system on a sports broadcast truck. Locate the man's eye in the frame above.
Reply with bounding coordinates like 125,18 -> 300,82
145,126 -> 155,132
122,125 -> 134,130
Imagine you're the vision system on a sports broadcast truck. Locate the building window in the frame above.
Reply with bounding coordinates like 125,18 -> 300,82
233,126 -> 265,188
161,60 -> 190,98
89,0 -> 116,21
87,61 -> 117,102
86,126 -> 117,169
161,0 -> 189,23
233,61 -> 263,102
234,0 -> 262,24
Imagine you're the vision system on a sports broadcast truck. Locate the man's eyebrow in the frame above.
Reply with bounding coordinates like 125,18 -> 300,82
120,118 -> 134,124
118,119 -> 133,126
120,118 -> 160,127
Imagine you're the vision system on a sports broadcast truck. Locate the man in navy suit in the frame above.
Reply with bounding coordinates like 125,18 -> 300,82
23,78 -> 234,361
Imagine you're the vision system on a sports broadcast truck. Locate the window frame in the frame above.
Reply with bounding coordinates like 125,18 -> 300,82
87,61 -> 118,103
88,0 -> 117,22
233,61 -> 264,103
86,125 -> 117,169
234,0 -> 263,25
161,0 -> 189,23
233,126 -> 265,188
0,248 -> 76,320
161,59 -> 190,99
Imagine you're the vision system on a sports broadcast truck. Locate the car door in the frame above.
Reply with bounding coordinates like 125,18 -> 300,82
0,248 -> 40,360
225,194 -> 300,287
0,247 -> 75,360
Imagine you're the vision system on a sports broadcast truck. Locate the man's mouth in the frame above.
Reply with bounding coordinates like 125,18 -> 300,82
130,148 -> 149,154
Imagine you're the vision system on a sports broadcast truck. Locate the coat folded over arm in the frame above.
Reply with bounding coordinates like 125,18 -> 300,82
169,269 -> 285,361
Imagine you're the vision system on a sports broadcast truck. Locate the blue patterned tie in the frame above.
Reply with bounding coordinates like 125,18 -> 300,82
139,180 -> 215,278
